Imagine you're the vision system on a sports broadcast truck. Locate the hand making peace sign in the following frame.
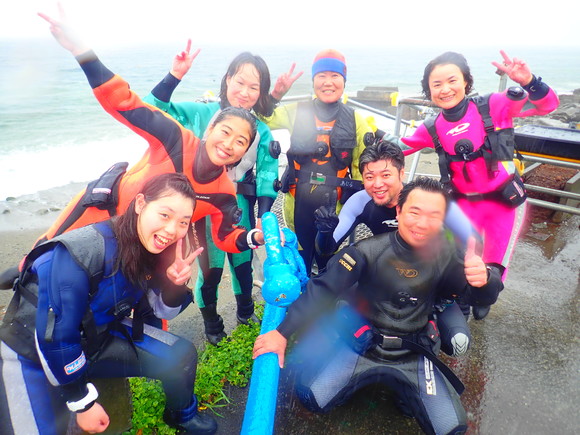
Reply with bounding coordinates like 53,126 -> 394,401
166,238 -> 204,286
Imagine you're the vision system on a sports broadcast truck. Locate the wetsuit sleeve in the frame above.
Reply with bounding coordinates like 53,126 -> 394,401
260,102 -> 298,132
34,245 -> 92,402
277,246 -> 366,338
400,124 -> 434,156
255,121 -> 279,217
351,112 -> 373,181
77,53 -> 194,161
332,190 -> 368,247
144,74 -> 218,138
146,289 -> 182,320
519,76 -> 559,117
436,246 -> 502,306
147,72 -> 181,104
380,130 -> 412,151
208,185 -> 252,252
143,73 -> 181,104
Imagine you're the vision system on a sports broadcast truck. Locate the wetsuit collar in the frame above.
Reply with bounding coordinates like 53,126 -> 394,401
313,98 -> 340,122
195,141 -> 224,183
441,97 -> 469,123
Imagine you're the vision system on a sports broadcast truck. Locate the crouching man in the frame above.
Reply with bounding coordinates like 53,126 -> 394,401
253,177 -> 502,435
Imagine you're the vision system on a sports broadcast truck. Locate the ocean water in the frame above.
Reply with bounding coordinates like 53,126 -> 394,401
1,38 -> 579,202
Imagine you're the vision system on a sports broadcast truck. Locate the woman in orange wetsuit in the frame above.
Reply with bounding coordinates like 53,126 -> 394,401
32,11 -> 266,260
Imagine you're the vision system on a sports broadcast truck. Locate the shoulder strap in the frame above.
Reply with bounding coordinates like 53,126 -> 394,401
423,114 -> 452,185
23,223 -> 109,296
471,94 -> 494,134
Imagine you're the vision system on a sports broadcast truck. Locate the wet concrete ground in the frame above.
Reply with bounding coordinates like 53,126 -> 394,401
1,199 -> 578,434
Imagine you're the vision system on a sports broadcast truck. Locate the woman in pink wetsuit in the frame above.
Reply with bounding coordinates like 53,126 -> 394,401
401,50 -> 559,319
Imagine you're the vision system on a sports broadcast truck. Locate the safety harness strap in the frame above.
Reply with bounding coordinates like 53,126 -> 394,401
295,169 -> 363,191
423,116 -> 452,185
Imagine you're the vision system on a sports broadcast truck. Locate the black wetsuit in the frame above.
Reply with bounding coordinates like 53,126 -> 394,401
278,231 -> 502,435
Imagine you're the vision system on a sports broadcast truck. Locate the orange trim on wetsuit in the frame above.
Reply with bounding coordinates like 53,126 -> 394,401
36,63 -> 247,254
289,118 -> 348,200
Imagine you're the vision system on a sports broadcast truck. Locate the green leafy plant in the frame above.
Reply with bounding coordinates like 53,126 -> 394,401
124,303 -> 264,433
125,377 -> 176,435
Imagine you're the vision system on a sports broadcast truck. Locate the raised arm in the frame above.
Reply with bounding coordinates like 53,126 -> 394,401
492,49 -> 559,117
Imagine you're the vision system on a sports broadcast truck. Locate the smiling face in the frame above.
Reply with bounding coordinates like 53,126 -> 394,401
225,63 -> 261,110
204,115 -> 252,166
313,71 -> 345,104
362,159 -> 404,207
428,63 -> 467,110
135,191 -> 194,254
396,188 -> 446,248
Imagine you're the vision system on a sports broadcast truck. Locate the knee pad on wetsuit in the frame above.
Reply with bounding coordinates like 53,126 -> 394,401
438,302 -> 471,357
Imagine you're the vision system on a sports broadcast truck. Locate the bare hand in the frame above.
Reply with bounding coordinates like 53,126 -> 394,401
38,3 -> 90,56
255,219 -> 285,246
76,402 -> 110,434
253,329 -> 288,368
271,63 -> 303,101
491,50 -> 533,87
464,236 -> 488,288
166,238 -> 203,285
170,39 -> 201,80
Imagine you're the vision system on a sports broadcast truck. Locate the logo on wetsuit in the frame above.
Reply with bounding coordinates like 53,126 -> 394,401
424,357 -> 437,395
396,267 -> 418,278
445,122 -> 470,137
339,252 -> 357,271
64,352 -> 87,375
382,219 -> 398,228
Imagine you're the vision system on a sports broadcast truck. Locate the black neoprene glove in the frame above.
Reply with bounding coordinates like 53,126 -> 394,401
314,205 -> 339,233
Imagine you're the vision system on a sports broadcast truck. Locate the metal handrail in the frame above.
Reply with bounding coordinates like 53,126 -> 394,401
278,93 -> 580,216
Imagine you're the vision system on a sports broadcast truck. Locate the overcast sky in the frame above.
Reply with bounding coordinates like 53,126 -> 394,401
2,0 -> 579,48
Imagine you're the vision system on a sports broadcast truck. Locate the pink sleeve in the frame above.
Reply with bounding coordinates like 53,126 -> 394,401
401,124 -> 435,156
518,88 -> 559,117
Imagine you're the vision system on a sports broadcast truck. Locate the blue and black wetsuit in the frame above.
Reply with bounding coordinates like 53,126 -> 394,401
0,222 -> 201,435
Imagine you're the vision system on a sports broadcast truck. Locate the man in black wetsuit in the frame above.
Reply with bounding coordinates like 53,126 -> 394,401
315,141 -> 478,357
253,177 -> 503,435
313,140 -> 405,257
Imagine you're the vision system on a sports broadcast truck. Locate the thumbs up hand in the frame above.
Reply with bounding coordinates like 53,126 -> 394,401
464,236 -> 488,288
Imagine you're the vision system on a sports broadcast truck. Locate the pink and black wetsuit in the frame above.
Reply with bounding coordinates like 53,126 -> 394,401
402,76 -> 559,277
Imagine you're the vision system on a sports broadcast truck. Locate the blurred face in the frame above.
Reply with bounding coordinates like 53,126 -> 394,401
313,71 -> 345,104
135,191 -> 194,254
205,116 -> 252,166
226,63 -> 261,110
428,63 -> 467,110
396,189 -> 446,248
362,160 -> 404,207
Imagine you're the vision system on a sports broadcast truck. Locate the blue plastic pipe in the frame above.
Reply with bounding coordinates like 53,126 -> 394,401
241,212 -> 304,435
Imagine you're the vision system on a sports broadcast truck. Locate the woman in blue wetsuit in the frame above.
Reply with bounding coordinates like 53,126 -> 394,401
0,173 -> 217,435
144,41 -> 284,344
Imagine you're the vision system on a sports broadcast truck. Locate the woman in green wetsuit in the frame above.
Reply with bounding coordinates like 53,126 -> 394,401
145,41 -> 287,344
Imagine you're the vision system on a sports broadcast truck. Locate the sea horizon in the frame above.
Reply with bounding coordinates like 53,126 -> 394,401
1,39 -> 578,202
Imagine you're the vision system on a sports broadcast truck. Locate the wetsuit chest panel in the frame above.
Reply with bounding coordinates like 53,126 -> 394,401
291,101 -> 357,173
355,233 -> 449,335
362,202 -> 398,234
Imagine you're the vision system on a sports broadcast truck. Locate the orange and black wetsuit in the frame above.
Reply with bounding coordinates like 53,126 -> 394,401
34,52 -> 250,253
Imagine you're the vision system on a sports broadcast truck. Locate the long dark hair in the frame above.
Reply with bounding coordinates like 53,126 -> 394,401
219,52 -> 274,117
421,51 -> 474,100
112,173 -> 195,288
